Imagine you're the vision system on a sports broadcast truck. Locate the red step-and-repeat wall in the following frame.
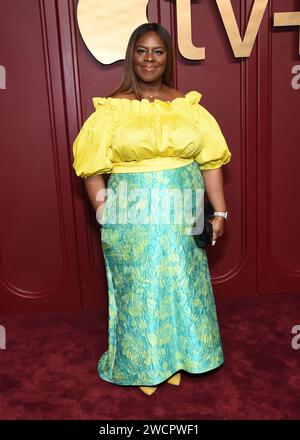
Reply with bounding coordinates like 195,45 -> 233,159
0,0 -> 299,316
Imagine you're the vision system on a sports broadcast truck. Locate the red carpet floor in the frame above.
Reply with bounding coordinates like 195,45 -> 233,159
0,292 -> 299,420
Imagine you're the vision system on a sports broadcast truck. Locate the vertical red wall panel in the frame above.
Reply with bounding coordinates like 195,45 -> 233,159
1,0 -> 299,317
0,0 -> 82,315
258,0 -> 300,294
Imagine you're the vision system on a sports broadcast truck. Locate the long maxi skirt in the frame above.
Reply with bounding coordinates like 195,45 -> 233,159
98,161 -> 224,386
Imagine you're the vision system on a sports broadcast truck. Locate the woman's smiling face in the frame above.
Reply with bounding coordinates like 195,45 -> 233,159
133,31 -> 167,83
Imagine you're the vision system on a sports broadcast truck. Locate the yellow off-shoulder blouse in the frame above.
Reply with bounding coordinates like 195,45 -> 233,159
72,90 -> 231,177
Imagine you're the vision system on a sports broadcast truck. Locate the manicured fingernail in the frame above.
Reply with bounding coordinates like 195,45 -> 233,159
212,240 -> 216,246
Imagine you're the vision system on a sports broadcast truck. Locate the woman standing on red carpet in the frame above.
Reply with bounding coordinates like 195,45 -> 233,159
72,22 -> 231,396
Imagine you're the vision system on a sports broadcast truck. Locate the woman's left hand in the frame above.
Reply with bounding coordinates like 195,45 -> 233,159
210,216 -> 225,246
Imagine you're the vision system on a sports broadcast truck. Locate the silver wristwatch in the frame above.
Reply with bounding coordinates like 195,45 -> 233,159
213,211 -> 229,220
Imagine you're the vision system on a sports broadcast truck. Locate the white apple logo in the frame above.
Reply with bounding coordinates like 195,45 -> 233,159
77,0 -> 149,65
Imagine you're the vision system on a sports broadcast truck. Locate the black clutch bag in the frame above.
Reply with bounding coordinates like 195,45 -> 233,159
192,201 -> 214,248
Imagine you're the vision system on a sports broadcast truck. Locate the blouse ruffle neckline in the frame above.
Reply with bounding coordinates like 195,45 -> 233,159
92,90 -> 202,112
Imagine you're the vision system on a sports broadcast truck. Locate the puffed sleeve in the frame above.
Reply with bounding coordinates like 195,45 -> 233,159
72,106 -> 114,178
193,104 -> 232,170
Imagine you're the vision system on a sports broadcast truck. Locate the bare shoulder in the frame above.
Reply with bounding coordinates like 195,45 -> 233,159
172,90 -> 187,98
164,86 -> 186,99
109,92 -> 135,99
108,88 -> 186,100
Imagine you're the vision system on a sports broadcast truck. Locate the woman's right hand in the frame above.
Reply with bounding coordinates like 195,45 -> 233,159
84,174 -> 107,212
96,200 -> 107,226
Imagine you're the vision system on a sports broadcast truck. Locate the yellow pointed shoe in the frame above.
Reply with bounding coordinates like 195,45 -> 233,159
139,386 -> 158,396
167,372 -> 181,386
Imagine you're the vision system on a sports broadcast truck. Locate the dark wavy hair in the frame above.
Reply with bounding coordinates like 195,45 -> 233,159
108,22 -> 174,100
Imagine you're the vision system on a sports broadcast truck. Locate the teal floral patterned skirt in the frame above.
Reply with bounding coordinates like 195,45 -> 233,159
98,161 -> 224,386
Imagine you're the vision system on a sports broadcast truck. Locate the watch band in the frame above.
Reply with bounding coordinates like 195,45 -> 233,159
213,211 -> 228,220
